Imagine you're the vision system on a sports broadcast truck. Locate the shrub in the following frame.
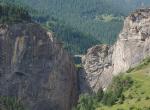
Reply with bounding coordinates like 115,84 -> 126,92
136,98 -> 141,102
141,91 -> 145,94
145,96 -> 150,100
102,75 -> 133,106
127,68 -> 134,73
75,75 -> 133,109
75,93 -> 97,110
0,96 -> 24,110
96,88 -> 104,102
129,106 -> 135,110
117,109 -> 124,110
128,94 -> 133,99
118,95 -> 125,104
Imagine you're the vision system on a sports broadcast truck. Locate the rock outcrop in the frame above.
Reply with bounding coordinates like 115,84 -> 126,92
82,45 -> 113,92
0,23 -> 78,110
112,8 -> 150,75
82,8 -> 150,92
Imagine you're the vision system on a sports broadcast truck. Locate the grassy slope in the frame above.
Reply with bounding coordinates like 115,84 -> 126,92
97,59 -> 150,110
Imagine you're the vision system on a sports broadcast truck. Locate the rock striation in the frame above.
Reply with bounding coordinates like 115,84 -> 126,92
112,8 -> 150,75
0,23 -> 78,110
82,8 -> 150,92
82,45 -> 113,92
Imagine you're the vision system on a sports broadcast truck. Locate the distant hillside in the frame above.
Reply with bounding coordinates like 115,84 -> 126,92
2,0 -> 150,54
0,2 -> 31,23
20,0 -> 127,42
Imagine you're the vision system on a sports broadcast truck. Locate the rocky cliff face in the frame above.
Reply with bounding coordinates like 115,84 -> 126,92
82,8 -> 150,92
82,45 -> 113,92
0,23 -> 77,110
112,8 -> 150,75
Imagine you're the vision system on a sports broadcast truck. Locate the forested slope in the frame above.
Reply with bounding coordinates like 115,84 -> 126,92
1,0 -> 150,54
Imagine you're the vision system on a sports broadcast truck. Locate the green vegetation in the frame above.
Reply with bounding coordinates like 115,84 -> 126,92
127,57 -> 150,73
75,57 -> 150,110
95,14 -> 123,22
0,0 -> 125,54
45,19 -> 100,54
73,93 -> 98,110
74,75 -> 133,110
0,1 -> 31,23
18,0 -> 150,46
2,0 -> 150,54
0,96 -> 24,110
1,0 -> 150,54
102,75 -> 133,106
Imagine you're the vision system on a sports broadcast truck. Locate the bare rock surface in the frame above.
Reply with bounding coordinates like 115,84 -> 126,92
0,23 -> 78,110
82,8 -> 150,92
113,8 -> 150,75
82,45 -> 113,92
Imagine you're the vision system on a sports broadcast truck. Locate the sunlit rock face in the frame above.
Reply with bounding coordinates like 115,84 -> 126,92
82,45 -> 114,92
0,23 -> 78,110
82,8 -> 150,92
112,8 -> 150,75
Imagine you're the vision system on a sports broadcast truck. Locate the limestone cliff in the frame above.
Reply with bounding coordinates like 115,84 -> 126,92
81,45 -> 113,92
0,23 -> 78,110
82,8 -> 150,92
112,8 -> 150,75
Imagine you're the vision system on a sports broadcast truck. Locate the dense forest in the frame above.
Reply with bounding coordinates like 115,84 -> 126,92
1,0 -> 150,54
0,0 -> 32,23
27,0 -> 150,54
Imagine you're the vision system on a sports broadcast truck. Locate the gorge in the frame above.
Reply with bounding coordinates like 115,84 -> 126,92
0,2 -> 150,110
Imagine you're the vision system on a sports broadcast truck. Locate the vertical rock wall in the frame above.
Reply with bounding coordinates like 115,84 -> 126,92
0,23 -> 78,110
82,9 -> 150,92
